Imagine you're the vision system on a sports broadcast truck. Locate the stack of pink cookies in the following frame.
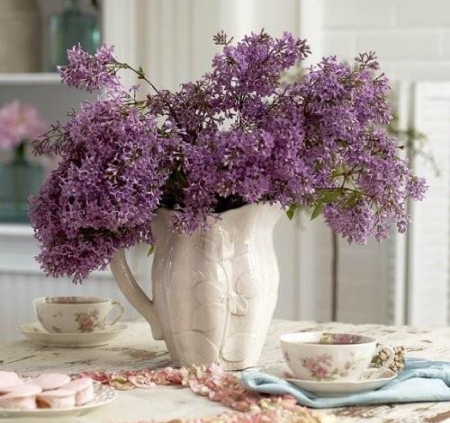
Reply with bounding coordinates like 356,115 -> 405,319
0,371 -> 95,410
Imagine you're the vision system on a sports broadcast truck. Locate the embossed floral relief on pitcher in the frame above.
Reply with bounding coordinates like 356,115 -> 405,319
111,203 -> 282,370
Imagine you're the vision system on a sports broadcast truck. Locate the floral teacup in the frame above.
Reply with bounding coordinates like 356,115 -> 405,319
34,296 -> 124,334
280,332 -> 394,382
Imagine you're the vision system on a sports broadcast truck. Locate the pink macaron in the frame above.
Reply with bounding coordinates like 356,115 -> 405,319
0,384 -> 42,410
0,371 -> 23,392
61,378 -> 95,406
30,373 -> 71,391
36,389 -> 76,409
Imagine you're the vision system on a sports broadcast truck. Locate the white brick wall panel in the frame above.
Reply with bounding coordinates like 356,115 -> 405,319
356,31 -> 441,60
323,0 -> 396,28
394,62 -> 450,81
323,30 -> 357,59
396,0 -> 450,27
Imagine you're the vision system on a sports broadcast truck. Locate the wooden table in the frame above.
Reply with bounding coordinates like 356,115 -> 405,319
1,319 -> 450,422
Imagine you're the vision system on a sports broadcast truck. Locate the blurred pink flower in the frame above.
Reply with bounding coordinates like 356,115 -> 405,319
0,101 -> 46,150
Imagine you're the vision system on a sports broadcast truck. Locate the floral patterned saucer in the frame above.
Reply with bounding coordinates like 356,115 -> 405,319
285,368 -> 397,397
18,322 -> 127,348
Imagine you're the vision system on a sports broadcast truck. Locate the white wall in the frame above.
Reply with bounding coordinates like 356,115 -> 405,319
322,0 -> 450,80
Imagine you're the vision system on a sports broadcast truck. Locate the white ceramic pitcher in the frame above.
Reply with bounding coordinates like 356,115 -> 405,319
110,203 -> 282,370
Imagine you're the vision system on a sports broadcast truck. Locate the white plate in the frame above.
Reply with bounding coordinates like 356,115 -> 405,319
0,382 -> 116,418
19,322 -> 127,348
286,368 -> 397,397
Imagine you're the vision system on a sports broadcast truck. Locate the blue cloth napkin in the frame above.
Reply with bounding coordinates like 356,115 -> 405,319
241,358 -> 450,408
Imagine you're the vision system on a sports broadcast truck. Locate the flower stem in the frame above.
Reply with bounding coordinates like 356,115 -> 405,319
114,60 -> 161,95
331,231 -> 339,321
14,141 -> 27,164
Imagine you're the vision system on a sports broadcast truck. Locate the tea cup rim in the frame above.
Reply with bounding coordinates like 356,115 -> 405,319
34,296 -> 111,305
280,331 -> 376,346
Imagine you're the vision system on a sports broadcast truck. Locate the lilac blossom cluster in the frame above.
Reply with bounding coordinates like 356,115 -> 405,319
30,30 -> 427,282
59,43 -> 120,93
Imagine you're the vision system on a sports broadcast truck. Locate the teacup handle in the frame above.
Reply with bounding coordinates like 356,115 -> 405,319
106,301 -> 124,327
373,343 -> 395,369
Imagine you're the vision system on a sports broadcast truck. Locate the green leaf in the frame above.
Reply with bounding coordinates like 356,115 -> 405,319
346,192 -> 360,207
310,202 -> 324,220
320,189 -> 342,203
286,204 -> 299,220
331,166 -> 346,177
174,170 -> 188,186
147,245 -> 155,256
137,66 -> 146,79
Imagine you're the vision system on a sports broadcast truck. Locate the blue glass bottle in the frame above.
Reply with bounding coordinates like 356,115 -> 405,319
47,0 -> 100,71
0,142 -> 44,223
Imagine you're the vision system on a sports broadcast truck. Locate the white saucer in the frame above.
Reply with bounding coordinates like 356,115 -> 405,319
19,322 -> 127,348
286,368 -> 397,397
0,382 -> 116,417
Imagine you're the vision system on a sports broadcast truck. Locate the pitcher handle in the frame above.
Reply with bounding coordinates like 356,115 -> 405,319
110,248 -> 163,340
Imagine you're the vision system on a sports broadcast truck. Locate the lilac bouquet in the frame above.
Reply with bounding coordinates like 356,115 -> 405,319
30,31 -> 427,282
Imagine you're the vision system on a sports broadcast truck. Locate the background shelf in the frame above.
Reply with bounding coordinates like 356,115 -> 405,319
0,224 -> 34,237
0,73 -> 60,86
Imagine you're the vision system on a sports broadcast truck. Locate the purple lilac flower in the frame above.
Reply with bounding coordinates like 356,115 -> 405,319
31,31 -> 427,282
59,43 -> 119,92
30,101 -> 170,282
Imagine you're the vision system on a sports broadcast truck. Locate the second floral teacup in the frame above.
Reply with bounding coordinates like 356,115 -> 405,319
34,296 -> 124,334
280,332 -> 394,382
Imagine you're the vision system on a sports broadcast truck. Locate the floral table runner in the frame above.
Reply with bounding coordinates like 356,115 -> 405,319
80,364 -> 334,423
